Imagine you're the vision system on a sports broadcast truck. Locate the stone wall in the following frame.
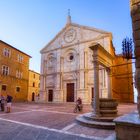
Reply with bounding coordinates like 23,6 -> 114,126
112,55 -> 134,102
131,0 -> 140,115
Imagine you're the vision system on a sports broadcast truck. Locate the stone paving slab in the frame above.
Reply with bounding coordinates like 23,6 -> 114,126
0,103 -> 137,140
0,120 -> 99,140
0,111 -> 77,129
68,123 -> 114,138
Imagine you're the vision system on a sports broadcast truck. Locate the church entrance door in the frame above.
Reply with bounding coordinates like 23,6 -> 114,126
67,83 -> 74,102
48,90 -> 53,102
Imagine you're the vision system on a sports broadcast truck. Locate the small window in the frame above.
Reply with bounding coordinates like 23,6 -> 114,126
2,65 -> 9,75
33,74 -> 35,78
33,82 -> 35,87
2,85 -> 7,91
16,87 -> 20,92
3,48 -> 11,57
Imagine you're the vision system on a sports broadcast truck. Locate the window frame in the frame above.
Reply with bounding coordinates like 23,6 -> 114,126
3,48 -> 11,58
33,82 -> 35,87
16,86 -> 20,92
2,65 -> 9,75
2,85 -> 7,91
16,70 -> 23,79
17,54 -> 23,63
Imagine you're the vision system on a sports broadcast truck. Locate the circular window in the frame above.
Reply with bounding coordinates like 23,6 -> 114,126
69,55 -> 74,60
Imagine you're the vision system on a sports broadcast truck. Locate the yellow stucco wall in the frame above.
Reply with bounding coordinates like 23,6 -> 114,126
0,41 -> 30,101
28,70 -> 40,101
112,55 -> 134,102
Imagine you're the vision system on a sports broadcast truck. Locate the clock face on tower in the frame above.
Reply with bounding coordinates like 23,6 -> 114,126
64,28 -> 76,43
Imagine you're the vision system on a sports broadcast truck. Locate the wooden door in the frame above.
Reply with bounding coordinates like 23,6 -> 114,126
48,90 -> 53,102
67,83 -> 74,102
32,92 -> 35,101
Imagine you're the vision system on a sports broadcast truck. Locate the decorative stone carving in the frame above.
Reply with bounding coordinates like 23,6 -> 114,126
64,28 -> 77,43
63,73 -> 77,80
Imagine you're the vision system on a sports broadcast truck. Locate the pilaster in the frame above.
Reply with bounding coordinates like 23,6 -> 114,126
107,68 -> 112,99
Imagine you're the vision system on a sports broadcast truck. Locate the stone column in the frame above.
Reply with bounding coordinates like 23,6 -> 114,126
131,0 -> 140,116
89,45 -> 100,117
107,68 -> 112,99
93,60 -> 100,117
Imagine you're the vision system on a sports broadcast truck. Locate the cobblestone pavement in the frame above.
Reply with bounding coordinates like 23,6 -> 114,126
0,102 -> 136,140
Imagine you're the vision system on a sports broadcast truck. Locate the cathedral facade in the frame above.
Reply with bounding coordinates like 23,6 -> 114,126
39,16 -> 134,103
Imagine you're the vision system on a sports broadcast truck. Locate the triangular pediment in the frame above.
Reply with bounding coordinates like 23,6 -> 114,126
40,23 -> 112,53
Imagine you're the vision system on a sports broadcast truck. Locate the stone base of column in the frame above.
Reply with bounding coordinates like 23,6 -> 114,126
114,111 -> 140,140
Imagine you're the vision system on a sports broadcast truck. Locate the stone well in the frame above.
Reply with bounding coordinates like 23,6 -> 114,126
99,98 -> 118,117
76,98 -> 118,129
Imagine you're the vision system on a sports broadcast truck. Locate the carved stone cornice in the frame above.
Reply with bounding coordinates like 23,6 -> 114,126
89,43 -> 114,67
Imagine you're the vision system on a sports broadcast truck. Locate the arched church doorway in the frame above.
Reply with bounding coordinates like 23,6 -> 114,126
67,83 -> 74,102
48,90 -> 53,102
32,92 -> 35,101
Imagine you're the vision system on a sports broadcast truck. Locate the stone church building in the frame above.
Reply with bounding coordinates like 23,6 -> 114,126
39,15 -> 134,104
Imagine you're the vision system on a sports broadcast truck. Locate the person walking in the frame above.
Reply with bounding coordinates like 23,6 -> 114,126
6,94 -> 13,113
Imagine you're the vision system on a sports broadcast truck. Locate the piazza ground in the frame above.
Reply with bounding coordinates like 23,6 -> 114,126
0,102 -> 136,140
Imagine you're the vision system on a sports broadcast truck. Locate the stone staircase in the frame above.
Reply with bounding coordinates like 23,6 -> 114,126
76,98 -> 118,129
76,112 -> 116,129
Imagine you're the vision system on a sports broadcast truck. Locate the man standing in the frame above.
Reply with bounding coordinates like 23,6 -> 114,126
6,94 -> 13,113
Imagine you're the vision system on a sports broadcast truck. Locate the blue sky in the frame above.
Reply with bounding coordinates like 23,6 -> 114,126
0,0 -> 132,73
